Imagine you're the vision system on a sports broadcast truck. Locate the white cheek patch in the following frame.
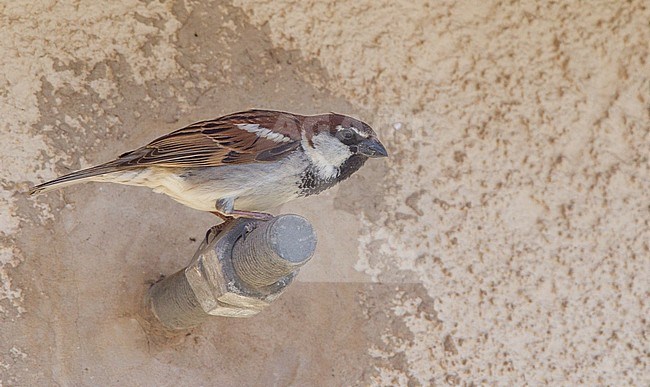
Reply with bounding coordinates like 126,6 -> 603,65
236,123 -> 293,143
302,132 -> 353,180
336,124 -> 369,138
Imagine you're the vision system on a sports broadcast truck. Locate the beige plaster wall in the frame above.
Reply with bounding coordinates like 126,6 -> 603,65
1,0 -> 648,385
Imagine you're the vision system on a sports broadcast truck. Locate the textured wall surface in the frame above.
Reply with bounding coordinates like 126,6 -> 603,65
1,0 -> 648,385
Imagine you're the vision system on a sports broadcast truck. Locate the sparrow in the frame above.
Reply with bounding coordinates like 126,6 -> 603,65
29,109 -> 388,219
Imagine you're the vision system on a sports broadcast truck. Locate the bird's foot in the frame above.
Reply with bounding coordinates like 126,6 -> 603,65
210,210 -> 273,221
213,198 -> 273,221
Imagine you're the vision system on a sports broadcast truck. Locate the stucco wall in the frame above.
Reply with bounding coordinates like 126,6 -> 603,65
1,0 -> 648,385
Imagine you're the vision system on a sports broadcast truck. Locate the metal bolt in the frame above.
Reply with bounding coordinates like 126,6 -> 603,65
143,215 -> 317,331
232,215 -> 316,287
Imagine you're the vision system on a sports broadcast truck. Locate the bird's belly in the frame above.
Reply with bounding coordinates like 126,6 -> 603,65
143,158 -> 304,212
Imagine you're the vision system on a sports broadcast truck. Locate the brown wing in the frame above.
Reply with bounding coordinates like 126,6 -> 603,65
115,110 -> 303,168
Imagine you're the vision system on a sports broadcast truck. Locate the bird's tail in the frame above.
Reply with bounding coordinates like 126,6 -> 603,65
29,162 -> 122,195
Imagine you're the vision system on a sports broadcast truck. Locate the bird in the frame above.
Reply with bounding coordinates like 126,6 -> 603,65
29,109 -> 388,220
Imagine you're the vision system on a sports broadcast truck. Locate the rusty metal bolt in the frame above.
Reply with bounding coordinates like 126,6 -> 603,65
145,215 -> 316,330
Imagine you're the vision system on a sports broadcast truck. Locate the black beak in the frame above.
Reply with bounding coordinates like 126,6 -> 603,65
357,138 -> 388,158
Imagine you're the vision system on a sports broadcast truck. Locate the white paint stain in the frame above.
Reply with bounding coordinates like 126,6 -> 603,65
0,0 -> 187,314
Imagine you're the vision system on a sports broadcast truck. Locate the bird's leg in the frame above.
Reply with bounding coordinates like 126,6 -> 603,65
211,209 -> 274,221
229,210 -> 274,220
210,211 -> 230,221
212,199 -> 235,221
213,198 -> 274,221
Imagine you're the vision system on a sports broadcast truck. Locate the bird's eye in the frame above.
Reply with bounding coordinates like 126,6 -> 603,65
337,128 -> 355,143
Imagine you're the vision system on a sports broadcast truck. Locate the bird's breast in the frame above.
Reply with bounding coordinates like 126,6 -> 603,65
297,154 -> 368,197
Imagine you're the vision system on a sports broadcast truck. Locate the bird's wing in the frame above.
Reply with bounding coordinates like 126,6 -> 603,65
115,110 -> 303,168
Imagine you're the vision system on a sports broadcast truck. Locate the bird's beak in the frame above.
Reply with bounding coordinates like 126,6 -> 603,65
357,138 -> 388,158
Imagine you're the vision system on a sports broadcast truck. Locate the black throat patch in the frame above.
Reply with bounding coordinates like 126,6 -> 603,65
298,154 -> 368,197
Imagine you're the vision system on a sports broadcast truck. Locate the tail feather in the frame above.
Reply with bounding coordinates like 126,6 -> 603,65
29,163 -> 121,195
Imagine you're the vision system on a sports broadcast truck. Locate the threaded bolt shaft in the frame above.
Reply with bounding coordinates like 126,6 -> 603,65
231,215 -> 316,288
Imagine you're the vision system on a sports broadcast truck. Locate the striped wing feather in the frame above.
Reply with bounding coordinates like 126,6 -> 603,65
116,110 -> 302,168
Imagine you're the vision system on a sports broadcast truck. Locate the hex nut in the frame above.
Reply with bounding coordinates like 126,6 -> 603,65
184,218 -> 302,317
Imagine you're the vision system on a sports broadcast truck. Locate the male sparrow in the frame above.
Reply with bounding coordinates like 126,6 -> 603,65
30,109 -> 388,219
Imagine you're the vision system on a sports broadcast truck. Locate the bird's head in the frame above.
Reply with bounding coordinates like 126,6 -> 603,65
300,113 -> 388,180
330,115 -> 388,159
